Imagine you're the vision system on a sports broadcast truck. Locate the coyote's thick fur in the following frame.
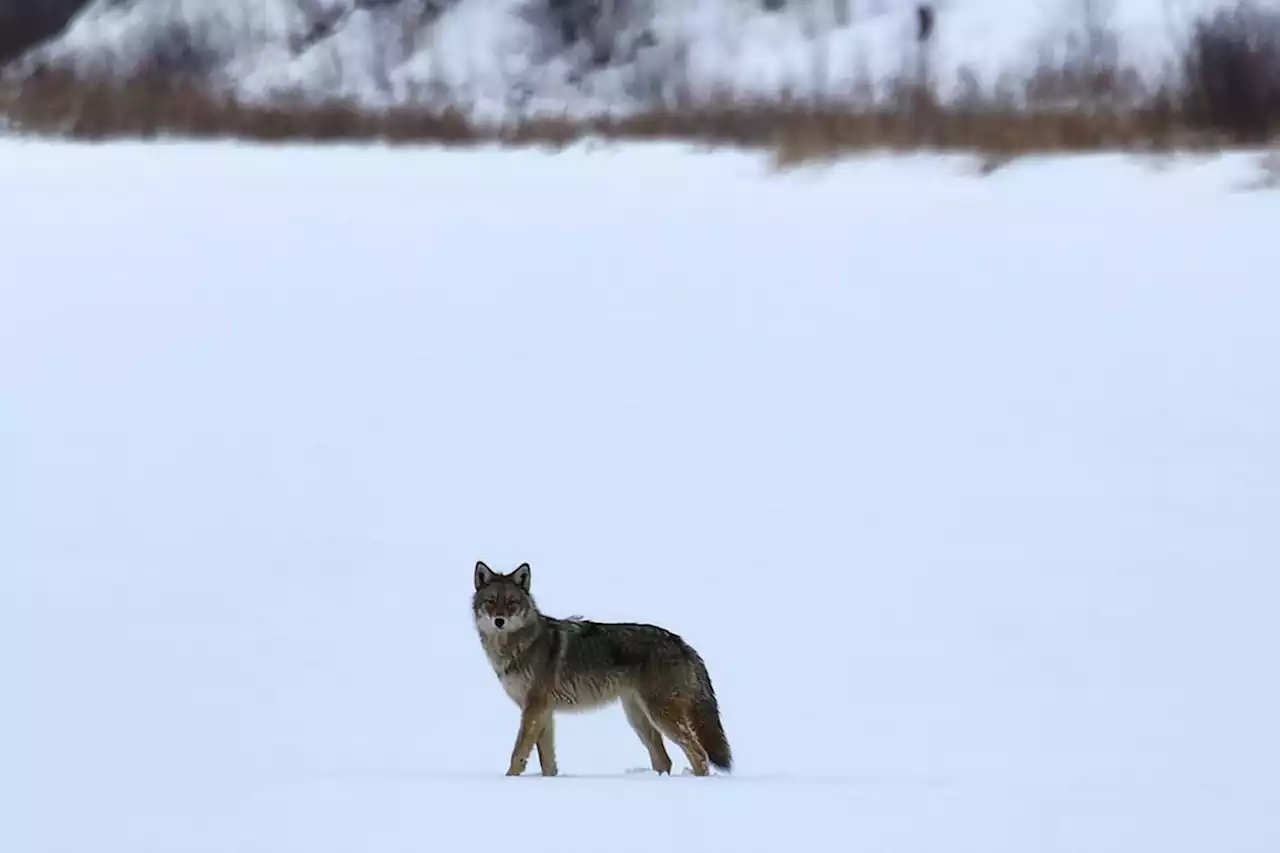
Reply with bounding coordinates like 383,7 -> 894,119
472,560 -> 732,777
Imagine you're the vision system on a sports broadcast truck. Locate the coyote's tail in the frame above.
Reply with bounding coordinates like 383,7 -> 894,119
683,645 -> 732,772
690,690 -> 733,772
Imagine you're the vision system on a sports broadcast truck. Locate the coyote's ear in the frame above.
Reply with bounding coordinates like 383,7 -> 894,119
475,561 -> 497,590
510,562 -> 531,592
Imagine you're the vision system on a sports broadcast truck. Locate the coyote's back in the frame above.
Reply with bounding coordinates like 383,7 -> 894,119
472,560 -> 732,777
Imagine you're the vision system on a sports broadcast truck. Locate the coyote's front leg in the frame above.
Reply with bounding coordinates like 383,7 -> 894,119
507,695 -> 553,777
535,714 -> 558,776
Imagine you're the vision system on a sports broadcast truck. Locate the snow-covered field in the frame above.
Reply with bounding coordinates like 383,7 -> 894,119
4,140 -> 1280,853
11,0 -> 1262,115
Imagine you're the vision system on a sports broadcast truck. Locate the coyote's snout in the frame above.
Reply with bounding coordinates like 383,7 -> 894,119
472,560 -> 732,778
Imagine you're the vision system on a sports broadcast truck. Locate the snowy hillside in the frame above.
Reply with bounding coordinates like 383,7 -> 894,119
9,0 -> 1259,115
5,139 -> 1280,853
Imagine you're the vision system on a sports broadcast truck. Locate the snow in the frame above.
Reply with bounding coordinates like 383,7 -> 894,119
10,0 -> 1265,116
4,139 -> 1280,853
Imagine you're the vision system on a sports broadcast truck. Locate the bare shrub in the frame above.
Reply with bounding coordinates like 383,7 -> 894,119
135,19 -> 224,78
1180,1 -> 1280,141
0,0 -> 92,67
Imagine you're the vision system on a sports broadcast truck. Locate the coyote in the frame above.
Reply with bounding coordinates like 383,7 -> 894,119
471,560 -> 732,777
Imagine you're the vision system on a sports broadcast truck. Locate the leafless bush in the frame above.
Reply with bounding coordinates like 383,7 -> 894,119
134,20 -> 224,78
529,0 -> 656,70
1022,0 -> 1148,112
1180,1 -> 1280,141
0,0 -> 92,67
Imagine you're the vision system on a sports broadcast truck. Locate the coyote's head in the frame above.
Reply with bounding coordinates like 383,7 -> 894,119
472,561 -> 537,636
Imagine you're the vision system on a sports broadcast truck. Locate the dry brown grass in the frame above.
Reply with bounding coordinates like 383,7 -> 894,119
0,69 -> 1231,166
1,1 -> 1278,166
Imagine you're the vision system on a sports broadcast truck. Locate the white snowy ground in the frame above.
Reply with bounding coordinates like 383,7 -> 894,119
4,141 -> 1280,853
